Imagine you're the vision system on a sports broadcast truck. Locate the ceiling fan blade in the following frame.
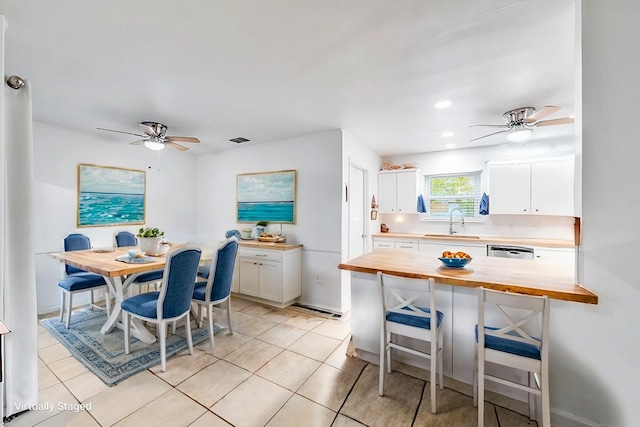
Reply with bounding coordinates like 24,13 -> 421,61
524,105 -> 561,123
469,129 -> 509,142
534,117 -> 575,127
129,139 -> 146,145
97,128 -> 146,138
165,136 -> 200,144
165,141 -> 189,151
469,124 -> 508,128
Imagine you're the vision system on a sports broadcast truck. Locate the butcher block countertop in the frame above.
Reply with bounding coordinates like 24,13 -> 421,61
239,240 -> 303,251
373,232 -> 575,248
339,251 -> 597,304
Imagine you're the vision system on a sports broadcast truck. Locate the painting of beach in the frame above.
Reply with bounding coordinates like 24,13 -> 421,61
77,164 -> 146,227
237,170 -> 296,223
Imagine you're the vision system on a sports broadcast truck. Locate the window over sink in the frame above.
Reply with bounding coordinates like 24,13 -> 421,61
422,171 -> 482,219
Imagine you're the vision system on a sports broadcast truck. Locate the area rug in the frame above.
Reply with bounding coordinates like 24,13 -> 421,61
40,310 -> 221,386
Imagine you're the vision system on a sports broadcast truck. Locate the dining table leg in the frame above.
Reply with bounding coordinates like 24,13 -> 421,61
100,275 -> 157,344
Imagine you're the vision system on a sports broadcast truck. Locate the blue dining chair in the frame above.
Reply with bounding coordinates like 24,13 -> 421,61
58,233 -> 110,328
114,231 -> 138,247
121,247 -> 202,372
114,230 -> 163,293
191,236 -> 239,350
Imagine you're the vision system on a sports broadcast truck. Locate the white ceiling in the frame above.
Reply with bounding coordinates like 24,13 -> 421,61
0,0 -> 576,157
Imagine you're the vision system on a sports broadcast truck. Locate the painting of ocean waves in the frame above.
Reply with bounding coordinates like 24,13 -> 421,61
78,164 -> 145,227
237,201 -> 294,222
79,192 -> 145,226
237,170 -> 296,223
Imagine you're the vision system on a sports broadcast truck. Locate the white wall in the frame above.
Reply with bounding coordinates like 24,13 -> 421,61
381,141 -> 576,240
547,2 -> 640,426
33,122 -> 198,313
341,130 -> 382,311
195,129 -> 346,312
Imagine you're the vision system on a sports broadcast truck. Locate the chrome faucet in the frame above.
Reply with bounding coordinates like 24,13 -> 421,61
449,208 -> 465,235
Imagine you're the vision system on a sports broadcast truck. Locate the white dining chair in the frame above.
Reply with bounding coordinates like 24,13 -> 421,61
377,272 -> 444,413
474,287 -> 551,427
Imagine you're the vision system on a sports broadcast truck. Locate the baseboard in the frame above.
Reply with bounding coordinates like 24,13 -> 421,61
551,408 -> 602,427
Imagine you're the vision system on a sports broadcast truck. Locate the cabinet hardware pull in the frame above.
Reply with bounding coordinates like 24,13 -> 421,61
255,254 -> 267,257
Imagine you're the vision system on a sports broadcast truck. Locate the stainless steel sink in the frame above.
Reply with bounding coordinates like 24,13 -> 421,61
423,233 -> 481,239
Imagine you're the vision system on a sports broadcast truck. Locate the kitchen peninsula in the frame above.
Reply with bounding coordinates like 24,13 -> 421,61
338,250 -> 598,391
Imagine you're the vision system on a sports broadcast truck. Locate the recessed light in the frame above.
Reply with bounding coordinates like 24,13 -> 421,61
445,143 -> 456,149
435,100 -> 452,109
441,131 -> 454,138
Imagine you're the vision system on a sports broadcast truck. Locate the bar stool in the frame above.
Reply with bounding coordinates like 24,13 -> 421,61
377,272 -> 444,413
474,287 -> 551,427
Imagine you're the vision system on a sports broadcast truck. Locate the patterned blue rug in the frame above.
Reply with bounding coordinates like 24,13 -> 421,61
40,310 -> 220,386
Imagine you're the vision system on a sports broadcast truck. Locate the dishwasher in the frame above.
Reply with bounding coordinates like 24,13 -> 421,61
487,245 -> 534,260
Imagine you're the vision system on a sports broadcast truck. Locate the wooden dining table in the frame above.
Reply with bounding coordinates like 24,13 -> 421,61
51,246 -> 210,344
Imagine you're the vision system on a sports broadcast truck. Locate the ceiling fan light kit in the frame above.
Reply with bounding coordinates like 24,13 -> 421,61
97,121 -> 201,151
469,105 -> 574,143
144,139 -> 165,151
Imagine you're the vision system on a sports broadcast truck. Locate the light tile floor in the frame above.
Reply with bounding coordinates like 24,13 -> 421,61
9,297 -> 538,426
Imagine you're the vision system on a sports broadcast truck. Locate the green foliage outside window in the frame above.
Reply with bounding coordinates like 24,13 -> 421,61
425,173 -> 481,218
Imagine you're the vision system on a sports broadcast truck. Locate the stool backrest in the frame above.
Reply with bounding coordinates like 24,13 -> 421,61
477,287 -> 550,359
378,272 -> 437,325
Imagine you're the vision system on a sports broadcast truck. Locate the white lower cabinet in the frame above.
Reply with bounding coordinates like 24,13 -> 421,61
238,247 -> 301,307
419,241 -> 487,258
372,238 -> 419,252
534,247 -> 575,263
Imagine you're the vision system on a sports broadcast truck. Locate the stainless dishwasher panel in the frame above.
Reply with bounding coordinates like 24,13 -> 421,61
487,245 -> 534,260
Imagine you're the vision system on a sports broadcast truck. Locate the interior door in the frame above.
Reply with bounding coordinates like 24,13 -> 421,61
349,165 -> 366,259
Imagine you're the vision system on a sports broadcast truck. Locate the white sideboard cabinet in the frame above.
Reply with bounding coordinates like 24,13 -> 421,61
237,244 -> 302,308
378,169 -> 422,214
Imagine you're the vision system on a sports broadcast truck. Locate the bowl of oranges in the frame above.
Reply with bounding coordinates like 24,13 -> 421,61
438,251 -> 472,268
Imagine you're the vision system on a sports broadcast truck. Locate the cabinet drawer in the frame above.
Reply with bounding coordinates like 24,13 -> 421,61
239,249 -> 282,262
373,241 -> 395,250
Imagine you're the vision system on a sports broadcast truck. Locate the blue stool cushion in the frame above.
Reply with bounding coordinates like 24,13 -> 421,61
122,292 -> 161,318
386,306 -> 444,330
133,269 -> 164,284
58,273 -> 106,291
475,325 -> 541,360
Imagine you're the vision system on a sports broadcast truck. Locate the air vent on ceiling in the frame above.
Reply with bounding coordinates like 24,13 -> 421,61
229,137 -> 250,144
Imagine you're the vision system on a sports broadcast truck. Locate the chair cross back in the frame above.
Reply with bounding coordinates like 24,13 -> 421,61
484,303 -> 541,347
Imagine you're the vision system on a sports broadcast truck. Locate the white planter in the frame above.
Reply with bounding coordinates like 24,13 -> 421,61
139,237 -> 169,256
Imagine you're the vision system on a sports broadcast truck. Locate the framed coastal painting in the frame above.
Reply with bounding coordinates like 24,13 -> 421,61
77,164 -> 146,227
237,170 -> 296,223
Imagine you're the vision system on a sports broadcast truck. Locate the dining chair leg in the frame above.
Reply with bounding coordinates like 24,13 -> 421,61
65,293 -> 73,329
59,292 -> 65,323
159,320 -> 167,372
123,312 -> 131,354
105,289 -> 111,316
226,300 -> 234,335
185,312 -> 194,355
207,304 -> 215,350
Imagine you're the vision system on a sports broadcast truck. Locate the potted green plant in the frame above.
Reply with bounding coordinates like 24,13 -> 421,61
255,221 -> 268,237
137,227 -> 168,256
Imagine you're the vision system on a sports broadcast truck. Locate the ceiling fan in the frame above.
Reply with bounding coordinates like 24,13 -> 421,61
469,106 -> 574,142
97,121 -> 200,151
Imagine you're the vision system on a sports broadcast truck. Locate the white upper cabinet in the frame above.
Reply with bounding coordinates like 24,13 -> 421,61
378,169 -> 421,214
489,158 -> 574,216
